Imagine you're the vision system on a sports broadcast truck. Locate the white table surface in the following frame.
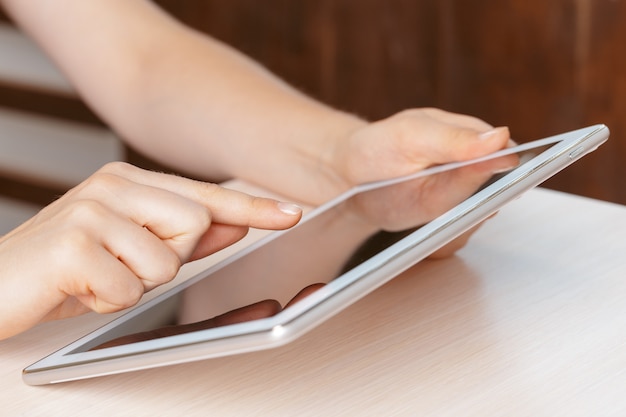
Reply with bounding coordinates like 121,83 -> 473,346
2,187 -> 626,416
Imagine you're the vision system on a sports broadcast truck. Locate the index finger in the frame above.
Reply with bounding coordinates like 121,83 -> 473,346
98,162 -> 303,230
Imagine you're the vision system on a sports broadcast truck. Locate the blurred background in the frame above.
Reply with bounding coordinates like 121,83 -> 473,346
0,0 -> 624,232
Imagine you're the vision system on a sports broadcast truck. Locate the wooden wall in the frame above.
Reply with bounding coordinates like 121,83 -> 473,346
2,1 -> 625,204
155,0 -> 626,204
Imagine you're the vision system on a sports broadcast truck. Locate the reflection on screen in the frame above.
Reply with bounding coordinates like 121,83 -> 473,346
83,145 -> 547,351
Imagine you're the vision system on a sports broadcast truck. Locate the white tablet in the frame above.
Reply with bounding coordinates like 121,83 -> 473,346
23,124 -> 609,385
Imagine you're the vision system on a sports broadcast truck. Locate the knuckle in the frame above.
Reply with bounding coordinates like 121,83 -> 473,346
97,161 -> 134,176
80,171 -> 125,193
397,108 -> 425,118
48,201 -> 109,263
62,199 -> 109,225
190,205 -> 212,232
74,162 -> 136,196
249,195 -> 265,210
195,181 -> 222,200
149,252 -> 182,286
51,227 -> 95,265
94,286 -> 143,314
122,283 -> 144,308
388,109 -> 420,132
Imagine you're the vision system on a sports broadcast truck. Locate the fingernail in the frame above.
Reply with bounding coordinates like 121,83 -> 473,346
277,202 -> 302,215
479,126 -> 507,140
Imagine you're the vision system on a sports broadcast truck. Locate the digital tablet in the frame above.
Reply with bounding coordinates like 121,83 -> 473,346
23,124 -> 609,385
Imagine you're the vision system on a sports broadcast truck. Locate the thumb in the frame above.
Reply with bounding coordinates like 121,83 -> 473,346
441,126 -> 511,162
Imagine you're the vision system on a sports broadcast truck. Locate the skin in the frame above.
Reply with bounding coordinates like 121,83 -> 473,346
0,163 -> 303,339
0,0 -> 511,340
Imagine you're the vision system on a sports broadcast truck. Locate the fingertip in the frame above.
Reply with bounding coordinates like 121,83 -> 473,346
459,126 -> 510,160
478,126 -> 510,142
275,201 -> 303,229
277,202 -> 303,216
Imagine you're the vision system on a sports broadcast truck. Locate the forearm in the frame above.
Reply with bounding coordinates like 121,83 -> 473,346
2,0 -> 364,202
2,0 -> 512,207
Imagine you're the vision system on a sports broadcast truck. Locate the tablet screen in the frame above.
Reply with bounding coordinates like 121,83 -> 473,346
73,143 -> 543,352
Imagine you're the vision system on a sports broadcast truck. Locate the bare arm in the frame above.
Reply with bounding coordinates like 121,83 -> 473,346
1,0 -> 510,205
1,0 -> 361,199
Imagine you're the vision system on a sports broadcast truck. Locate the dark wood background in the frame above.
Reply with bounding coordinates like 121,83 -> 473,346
2,0 -> 625,205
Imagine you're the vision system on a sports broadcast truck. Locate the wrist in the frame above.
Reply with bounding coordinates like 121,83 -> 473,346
313,111 -> 368,201
231,108 -> 367,207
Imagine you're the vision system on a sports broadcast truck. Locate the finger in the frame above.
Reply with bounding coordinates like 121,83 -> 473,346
77,169 -> 297,264
91,299 -> 283,349
188,223 -> 250,261
97,162 -> 303,230
208,299 -> 283,327
284,283 -> 326,308
185,183 -> 303,229
0,207 -> 149,337
453,126 -> 512,160
53,199 -> 185,297
421,108 -> 495,131
55,237 -> 145,314
417,123 -> 511,164
95,209 -> 184,290
390,109 -> 511,163
70,172 -> 215,262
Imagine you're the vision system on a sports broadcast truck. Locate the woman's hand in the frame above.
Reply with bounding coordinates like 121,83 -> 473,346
326,108 -> 511,192
0,162 -> 302,340
319,108 -> 512,257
